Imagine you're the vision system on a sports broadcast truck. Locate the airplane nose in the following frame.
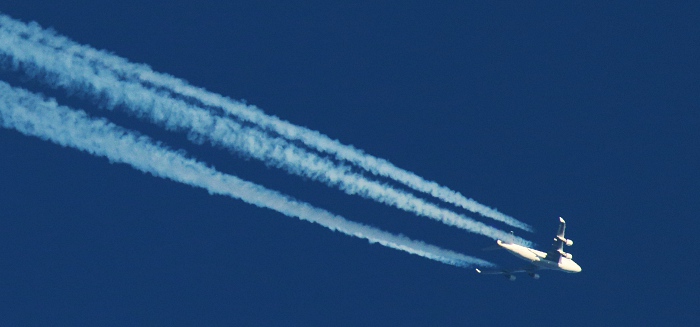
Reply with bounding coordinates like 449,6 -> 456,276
564,260 -> 582,273
574,263 -> 582,273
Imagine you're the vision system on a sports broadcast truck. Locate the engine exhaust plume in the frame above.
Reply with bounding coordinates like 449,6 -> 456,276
0,81 -> 495,268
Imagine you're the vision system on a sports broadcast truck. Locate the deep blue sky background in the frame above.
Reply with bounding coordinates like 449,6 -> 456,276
1,1 -> 699,325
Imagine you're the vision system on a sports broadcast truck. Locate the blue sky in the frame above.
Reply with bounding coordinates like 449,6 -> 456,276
1,1 -> 698,325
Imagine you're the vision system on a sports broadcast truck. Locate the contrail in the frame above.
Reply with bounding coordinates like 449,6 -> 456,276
0,81 -> 494,268
0,13 -> 531,232
0,15 -> 533,245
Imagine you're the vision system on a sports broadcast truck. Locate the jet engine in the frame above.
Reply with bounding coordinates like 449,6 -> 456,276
561,252 -> 573,260
528,272 -> 540,279
556,236 -> 574,246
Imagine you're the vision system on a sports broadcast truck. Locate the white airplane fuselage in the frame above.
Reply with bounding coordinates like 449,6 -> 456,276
496,240 -> 581,273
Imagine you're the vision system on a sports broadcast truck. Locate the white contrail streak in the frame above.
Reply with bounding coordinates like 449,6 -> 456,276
0,81 -> 494,268
0,13 -> 531,232
0,14 -> 533,245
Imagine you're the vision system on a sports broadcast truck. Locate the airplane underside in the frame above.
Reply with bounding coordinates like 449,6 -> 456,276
476,217 -> 581,280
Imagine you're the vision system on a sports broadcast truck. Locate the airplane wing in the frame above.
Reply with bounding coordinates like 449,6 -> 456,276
545,217 -> 571,263
476,265 -> 540,280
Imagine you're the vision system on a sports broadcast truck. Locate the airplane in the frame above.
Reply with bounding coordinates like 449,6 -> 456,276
475,217 -> 581,280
